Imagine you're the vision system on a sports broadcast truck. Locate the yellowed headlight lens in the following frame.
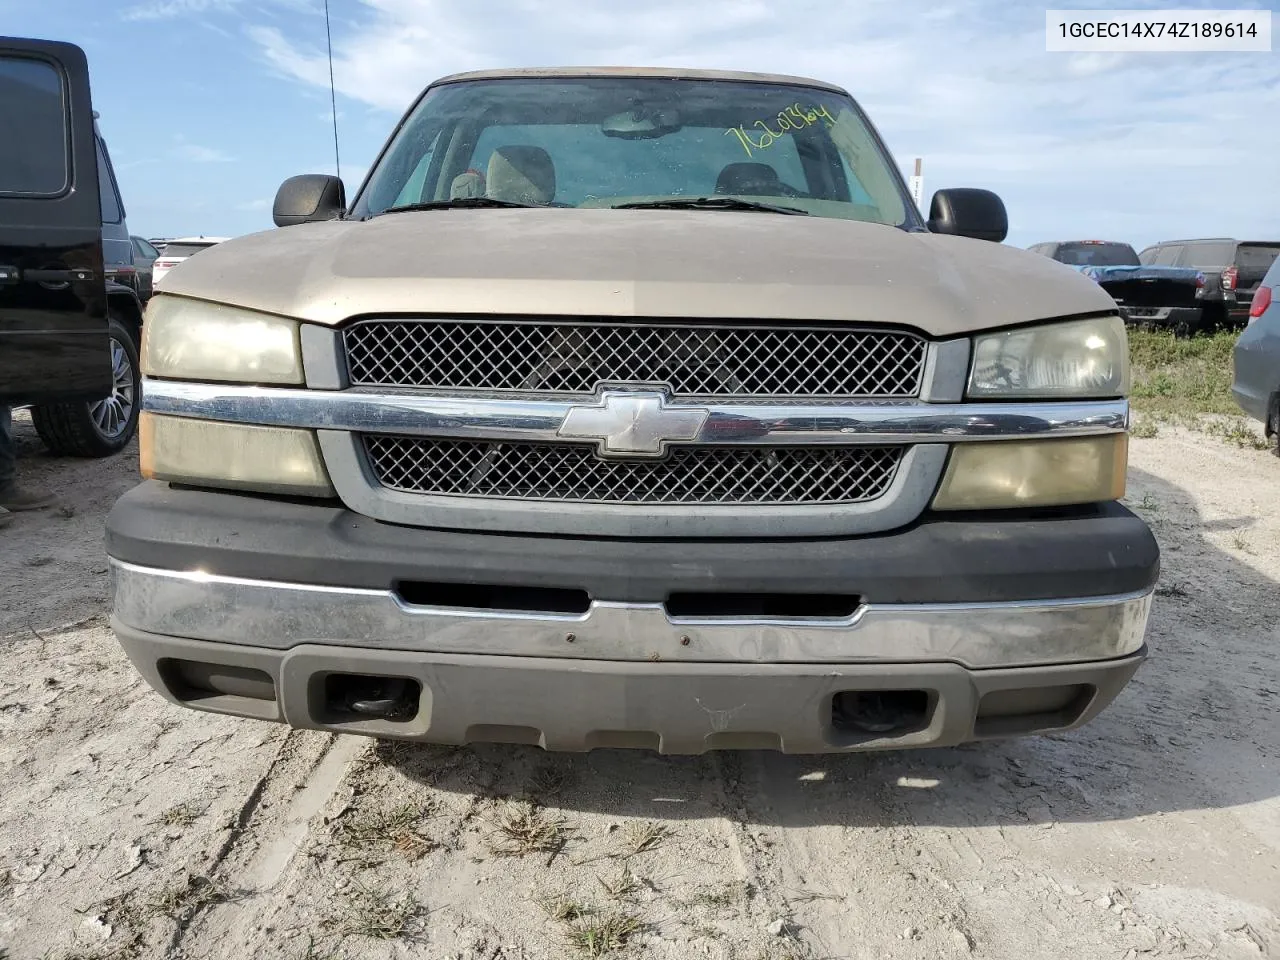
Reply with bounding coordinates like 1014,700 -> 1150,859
141,296 -> 303,384
140,413 -> 334,497
932,435 -> 1127,510
968,316 -> 1130,399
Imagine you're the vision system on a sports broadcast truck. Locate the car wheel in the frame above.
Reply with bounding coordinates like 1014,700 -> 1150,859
31,315 -> 142,457
1269,397 -> 1280,459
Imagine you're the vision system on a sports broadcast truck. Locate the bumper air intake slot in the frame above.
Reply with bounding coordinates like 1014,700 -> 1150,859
157,659 -> 278,719
665,592 -> 861,619
395,580 -> 590,615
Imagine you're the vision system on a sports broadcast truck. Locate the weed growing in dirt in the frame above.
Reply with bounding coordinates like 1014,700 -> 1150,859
538,894 -> 591,923
333,801 -> 435,860
788,888 -> 843,904
563,911 -> 643,957
621,821 -> 669,857
1130,418 -> 1159,439
686,880 -> 749,908
689,922 -> 725,941
328,882 -> 422,939
752,934 -> 815,960
293,937 -> 341,960
486,801 -> 571,857
1202,417 -> 1270,450
597,863 -> 643,900
55,890 -> 154,960
1231,533 -> 1253,554
1136,493 -> 1160,512
528,763 -> 573,800
1155,581 -> 1189,598
148,874 -> 232,919
156,803 -> 201,828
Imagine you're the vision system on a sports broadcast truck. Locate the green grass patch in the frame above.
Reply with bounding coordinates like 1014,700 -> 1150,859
1128,329 -> 1240,419
1127,329 -> 1270,449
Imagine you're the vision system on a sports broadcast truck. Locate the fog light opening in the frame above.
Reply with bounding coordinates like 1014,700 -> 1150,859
831,689 -> 931,737
324,673 -> 421,722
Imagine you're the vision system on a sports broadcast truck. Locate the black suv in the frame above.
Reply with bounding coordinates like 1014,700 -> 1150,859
1,37 -> 144,456
1139,238 -> 1280,329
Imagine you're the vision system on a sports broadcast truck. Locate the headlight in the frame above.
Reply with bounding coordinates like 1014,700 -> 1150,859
968,316 -> 1129,399
142,295 -> 303,384
140,413 -> 334,497
932,435 -> 1127,510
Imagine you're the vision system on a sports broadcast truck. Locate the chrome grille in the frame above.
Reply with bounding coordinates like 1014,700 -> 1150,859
364,436 -> 903,505
344,319 -> 926,398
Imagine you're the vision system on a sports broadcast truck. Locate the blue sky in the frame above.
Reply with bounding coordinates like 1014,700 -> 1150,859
3,0 -> 1277,248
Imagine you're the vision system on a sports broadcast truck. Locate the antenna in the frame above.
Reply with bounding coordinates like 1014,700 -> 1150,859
324,0 -> 341,180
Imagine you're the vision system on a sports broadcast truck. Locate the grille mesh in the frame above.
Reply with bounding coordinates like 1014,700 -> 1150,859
364,436 -> 903,505
344,320 -> 926,398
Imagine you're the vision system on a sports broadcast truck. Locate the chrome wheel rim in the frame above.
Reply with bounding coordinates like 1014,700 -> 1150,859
89,337 -> 136,439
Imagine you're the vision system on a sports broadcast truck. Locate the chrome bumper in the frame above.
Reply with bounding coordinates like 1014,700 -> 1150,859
109,559 -> 1152,670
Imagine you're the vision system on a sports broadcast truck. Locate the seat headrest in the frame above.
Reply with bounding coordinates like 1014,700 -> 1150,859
715,162 -> 783,195
486,145 -> 555,205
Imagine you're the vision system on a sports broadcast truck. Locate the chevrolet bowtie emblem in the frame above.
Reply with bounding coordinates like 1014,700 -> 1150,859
558,390 -> 708,458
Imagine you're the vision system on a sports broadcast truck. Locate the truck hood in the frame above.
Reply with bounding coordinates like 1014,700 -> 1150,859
159,209 -> 1115,338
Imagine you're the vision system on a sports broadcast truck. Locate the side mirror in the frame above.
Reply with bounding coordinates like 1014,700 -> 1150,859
927,188 -> 1008,243
273,174 -> 346,227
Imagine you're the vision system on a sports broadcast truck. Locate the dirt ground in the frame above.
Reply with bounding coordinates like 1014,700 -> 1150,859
1,409 -> 1277,960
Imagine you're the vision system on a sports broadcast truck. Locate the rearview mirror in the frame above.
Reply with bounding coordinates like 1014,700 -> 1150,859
927,188 -> 1008,243
601,107 -> 682,140
273,174 -> 346,227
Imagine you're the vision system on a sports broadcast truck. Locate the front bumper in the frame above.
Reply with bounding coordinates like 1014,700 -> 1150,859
1117,304 -> 1203,328
106,482 -> 1157,753
113,623 -> 1146,753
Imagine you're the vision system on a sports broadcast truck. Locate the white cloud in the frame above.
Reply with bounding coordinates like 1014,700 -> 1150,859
236,198 -> 271,211
243,0 -> 1280,248
123,0 -> 241,21
172,141 -> 235,163
123,0 -> 312,21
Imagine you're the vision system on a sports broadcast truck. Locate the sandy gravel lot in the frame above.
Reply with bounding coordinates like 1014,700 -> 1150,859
1,410 -> 1277,960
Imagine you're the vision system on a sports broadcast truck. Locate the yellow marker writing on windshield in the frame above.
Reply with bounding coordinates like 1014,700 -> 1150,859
725,103 -> 834,157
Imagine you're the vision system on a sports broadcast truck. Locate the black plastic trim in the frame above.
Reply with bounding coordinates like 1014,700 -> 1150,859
106,481 -> 1159,605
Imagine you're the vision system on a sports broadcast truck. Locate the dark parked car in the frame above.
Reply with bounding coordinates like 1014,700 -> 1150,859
1,36 -> 144,456
1139,238 -> 1280,329
1028,240 -> 1205,333
1232,255 -> 1280,453
131,235 -> 159,301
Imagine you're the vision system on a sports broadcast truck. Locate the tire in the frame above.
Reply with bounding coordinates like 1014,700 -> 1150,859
1269,398 -> 1280,459
31,315 -> 141,457
1200,302 -> 1227,335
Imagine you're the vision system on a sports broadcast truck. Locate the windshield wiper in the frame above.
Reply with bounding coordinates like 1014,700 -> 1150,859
613,196 -> 808,216
380,197 -> 537,215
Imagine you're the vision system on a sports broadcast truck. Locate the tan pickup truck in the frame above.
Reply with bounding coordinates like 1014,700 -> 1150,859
107,67 -> 1157,753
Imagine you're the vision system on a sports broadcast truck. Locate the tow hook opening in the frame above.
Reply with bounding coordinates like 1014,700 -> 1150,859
831,689 -> 932,738
323,673 -> 421,722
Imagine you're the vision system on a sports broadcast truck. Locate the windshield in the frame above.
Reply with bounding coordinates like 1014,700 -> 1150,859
1053,242 -> 1139,267
352,77 -> 912,227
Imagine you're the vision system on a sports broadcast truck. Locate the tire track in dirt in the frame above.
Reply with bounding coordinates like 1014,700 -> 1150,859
168,730 -> 366,954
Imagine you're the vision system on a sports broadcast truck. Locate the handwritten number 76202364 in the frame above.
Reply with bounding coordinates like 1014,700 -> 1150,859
725,103 -> 835,157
